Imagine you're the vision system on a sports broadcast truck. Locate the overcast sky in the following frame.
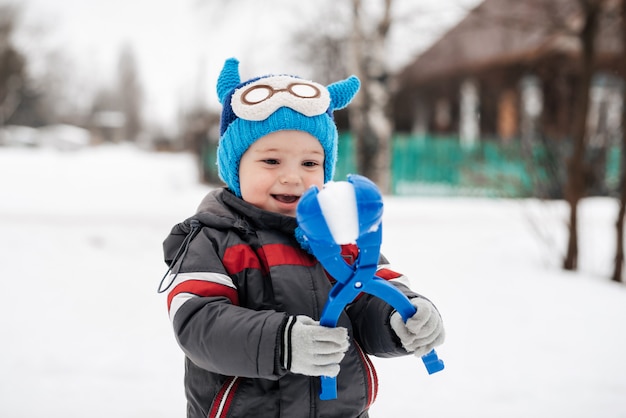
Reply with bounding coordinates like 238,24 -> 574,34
9,0 -> 480,132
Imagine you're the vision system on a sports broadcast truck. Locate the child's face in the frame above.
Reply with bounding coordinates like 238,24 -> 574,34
239,130 -> 325,217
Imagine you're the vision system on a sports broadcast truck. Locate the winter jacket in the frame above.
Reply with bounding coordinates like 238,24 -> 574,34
161,188 -> 419,418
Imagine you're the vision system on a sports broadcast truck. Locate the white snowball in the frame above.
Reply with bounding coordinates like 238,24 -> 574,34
316,181 -> 359,244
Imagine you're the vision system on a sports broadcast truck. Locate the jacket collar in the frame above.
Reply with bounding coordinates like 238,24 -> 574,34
196,188 -> 298,235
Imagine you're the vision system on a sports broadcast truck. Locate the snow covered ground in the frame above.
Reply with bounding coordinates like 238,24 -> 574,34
1,144 -> 625,418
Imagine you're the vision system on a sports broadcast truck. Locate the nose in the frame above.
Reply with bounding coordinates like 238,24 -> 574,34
279,171 -> 301,185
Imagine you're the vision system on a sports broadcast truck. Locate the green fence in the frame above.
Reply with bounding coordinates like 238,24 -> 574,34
203,133 -> 621,198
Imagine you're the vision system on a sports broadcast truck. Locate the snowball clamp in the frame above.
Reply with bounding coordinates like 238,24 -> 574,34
296,174 -> 445,401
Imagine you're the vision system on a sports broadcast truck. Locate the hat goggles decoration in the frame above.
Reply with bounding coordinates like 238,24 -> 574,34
216,58 -> 360,197
231,75 -> 331,121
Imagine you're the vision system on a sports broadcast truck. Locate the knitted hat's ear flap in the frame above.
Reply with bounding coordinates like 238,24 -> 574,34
217,58 -> 242,104
327,76 -> 360,111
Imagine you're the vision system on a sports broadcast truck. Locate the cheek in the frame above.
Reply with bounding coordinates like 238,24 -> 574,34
241,169 -> 270,192
306,170 -> 325,189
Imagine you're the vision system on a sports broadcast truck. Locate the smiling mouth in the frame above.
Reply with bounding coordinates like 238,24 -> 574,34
273,194 -> 300,204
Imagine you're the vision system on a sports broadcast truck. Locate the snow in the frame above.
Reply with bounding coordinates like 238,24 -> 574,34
1,144 -> 625,417
317,181 -> 360,244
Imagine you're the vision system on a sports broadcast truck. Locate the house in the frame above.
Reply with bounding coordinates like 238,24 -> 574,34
392,0 -> 623,148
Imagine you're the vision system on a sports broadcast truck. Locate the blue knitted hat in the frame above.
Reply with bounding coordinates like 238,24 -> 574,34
216,58 -> 360,197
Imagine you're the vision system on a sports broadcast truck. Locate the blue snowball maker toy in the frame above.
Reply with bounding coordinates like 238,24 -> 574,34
296,174 -> 444,401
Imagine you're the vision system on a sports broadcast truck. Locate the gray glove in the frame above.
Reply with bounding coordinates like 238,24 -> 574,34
282,315 -> 349,377
390,297 -> 445,357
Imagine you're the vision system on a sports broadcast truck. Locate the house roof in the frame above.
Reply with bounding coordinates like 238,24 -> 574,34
398,0 -> 622,85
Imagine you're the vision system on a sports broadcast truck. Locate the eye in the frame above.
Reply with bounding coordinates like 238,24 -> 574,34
302,160 -> 321,167
262,159 -> 279,165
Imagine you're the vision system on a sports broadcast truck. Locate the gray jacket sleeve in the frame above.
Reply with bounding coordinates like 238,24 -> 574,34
173,296 -> 288,379
346,292 -> 408,357
165,226 -> 288,379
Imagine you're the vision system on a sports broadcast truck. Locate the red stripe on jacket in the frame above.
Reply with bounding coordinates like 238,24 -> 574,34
376,268 -> 403,281
167,280 -> 239,311
209,376 -> 241,418
355,343 -> 379,409
222,244 -> 262,275
223,243 -> 317,275
257,243 -> 317,271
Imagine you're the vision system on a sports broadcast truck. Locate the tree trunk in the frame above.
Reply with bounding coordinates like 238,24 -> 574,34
347,0 -> 393,194
611,0 -> 626,284
563,0 -> 600,270
614,155 -> 626,282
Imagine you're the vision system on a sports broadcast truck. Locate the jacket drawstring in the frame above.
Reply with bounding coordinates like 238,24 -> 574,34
157,219 -> 201,293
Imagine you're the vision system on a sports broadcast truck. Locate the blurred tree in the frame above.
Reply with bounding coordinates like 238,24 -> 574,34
0,5 -> 67,127
292,24 -> 349,86
295,0 -> 407,192
293,1 -> 426,192
117,44 -> 143,141
0,4 -> 26,126
88,46 -> 144,143
613,0 -> 626,284
292,0 -> 477,192
346,0 -> 395,193
563,0 -> 608,271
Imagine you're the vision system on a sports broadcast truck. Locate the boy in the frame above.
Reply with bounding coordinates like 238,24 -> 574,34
160,58 -> 445,418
